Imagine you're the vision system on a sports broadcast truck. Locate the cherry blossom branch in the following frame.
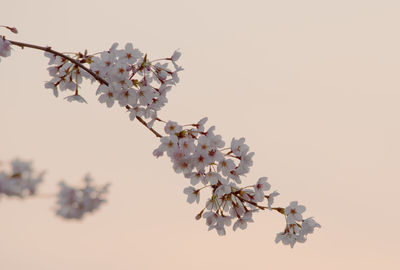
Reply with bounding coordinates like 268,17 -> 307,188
0,28 -> 320,247
6,39 -> 162,138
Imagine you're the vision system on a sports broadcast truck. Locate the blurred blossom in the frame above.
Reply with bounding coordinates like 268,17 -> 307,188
0,158 -> 44,198
56,174 -> 110,219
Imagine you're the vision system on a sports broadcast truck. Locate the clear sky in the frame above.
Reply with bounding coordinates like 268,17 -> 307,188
1,0 -> 399,269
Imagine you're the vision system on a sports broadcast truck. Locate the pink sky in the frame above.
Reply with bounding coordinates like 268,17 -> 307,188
1,0 -> 399,269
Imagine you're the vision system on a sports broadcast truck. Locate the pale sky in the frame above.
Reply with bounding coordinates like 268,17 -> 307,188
1,0 -> 399,269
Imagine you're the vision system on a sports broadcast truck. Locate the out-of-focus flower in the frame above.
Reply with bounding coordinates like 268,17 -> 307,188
56,174 -> 110,219
0,158 -> 44,198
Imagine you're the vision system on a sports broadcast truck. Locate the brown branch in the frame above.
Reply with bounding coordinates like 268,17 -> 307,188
135,115 -> 162,138
7,39 -> 108,85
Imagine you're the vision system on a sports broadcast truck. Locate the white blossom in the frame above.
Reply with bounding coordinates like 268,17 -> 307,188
217,158 -> 235,177
118,43 -> 143,64
233,211 -> 254,231
97,82 -> 119,107
231,137 -> 249,156
285,201 -> 306,224
164,121 -> 182,135
254,177 -> 271,202
183,186 -> 200,204
203,211 -> 218,226
118,88 -> 138,107
184,170 -> 205,186
301,217 -> 321,236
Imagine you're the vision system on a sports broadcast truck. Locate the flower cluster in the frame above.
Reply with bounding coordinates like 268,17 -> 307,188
275,201 -> 321,248
153,119 -> 271,235
153,118 -> 255,183
92,44 -> 182,125
44,42 -> 182,126
56,174 -> 110,219
153,119 -> 320,245
0,159 -> 44,198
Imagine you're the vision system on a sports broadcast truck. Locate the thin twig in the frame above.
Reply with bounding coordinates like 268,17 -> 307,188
135,115 -> 162,138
